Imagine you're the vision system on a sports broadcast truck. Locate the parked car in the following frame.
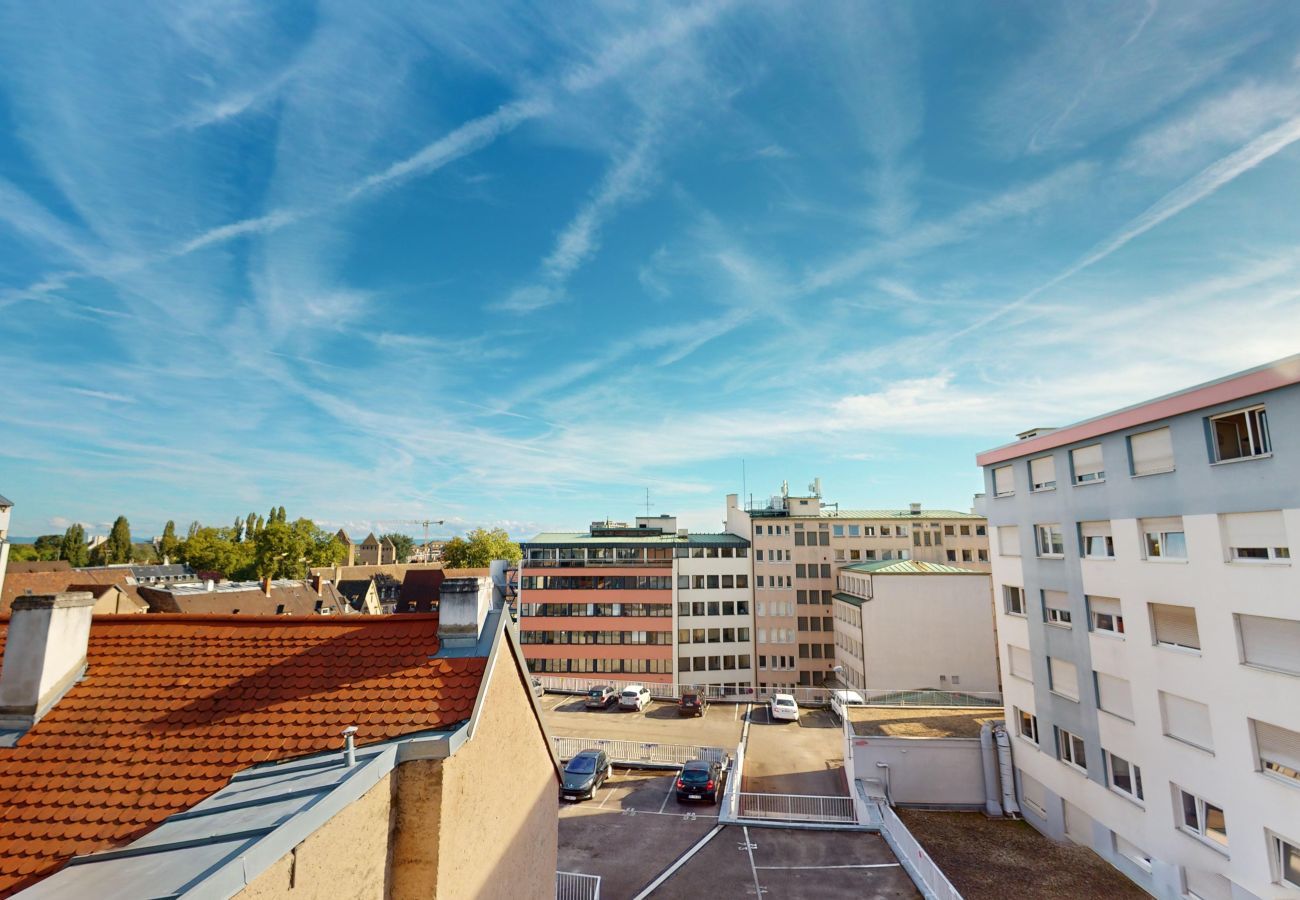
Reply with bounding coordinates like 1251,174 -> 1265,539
618,684 -> 652,711
584,685 -> 617,709
560,749 -> 612,801
770,693 -> 800,722
530,677 -> 545,699
677,690 -> 707,717
675,758 -> 726,804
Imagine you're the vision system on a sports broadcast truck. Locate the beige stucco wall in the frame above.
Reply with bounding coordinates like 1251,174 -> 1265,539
430,645 -> 559,900
238,771 -> 395,900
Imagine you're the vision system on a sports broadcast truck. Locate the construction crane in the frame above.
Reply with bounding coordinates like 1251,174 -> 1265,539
375,519 -> 445,542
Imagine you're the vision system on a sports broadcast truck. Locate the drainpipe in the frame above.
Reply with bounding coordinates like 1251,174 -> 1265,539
993,722 -> 1021,817
980,722 -> 1004,817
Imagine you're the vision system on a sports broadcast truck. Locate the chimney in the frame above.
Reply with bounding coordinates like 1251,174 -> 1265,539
312,573 -> 323,596
262,576 -> 273,597
437,575 -> 494,649
909,502 -> 922,515
204,579 -> 215,592
0,592 -> 95,732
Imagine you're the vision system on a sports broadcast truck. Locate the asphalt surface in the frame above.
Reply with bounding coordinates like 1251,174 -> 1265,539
542,694 -> 747,750
742,704 -> 850,796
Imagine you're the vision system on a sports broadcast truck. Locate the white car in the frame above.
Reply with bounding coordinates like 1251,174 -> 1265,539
770,693 -> 800,722
619,685 -> 652,711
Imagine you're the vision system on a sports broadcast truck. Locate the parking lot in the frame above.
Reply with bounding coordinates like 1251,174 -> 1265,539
743,704 -> 849,796
541,693 -> 746,750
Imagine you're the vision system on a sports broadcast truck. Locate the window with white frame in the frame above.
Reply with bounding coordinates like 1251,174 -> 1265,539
1089,596 -> 1125,636
1236,613 -> 1300,676
1004,585 -> 1026,616
1019,771 -> 1047,817
1270,833 -> 1300,890
1106,751 -> 1144,802
1008,644 -> 1033,681
1161,691 -> 1214,752
1221,510 -> 1290,562
1049,656 -> 1079,701
1130,426 -> 1175,475
1036,523 -> 1065,557
1184,869 -> 1232,900
1058,727 -> 1086,771
1151,603 -> 1200,651
1177,787 -> 1228,849
1043,590 -> 1072,627
1114,834 -> 1151,872
998,525 -> 1020,557
1016,707 -> 1039,744
1071,444 -> 1105,484
1030,456 -> 1057,491
1252,719 -> 1300,786
1096,671 -> 1134,721
1080,521 -> 1114,559
1142,516 -> 1187,560
1210,405 -> 1270,462
992,465 -> 1015,497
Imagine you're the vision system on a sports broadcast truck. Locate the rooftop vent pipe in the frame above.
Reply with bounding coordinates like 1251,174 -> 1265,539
342,725 -> 358,767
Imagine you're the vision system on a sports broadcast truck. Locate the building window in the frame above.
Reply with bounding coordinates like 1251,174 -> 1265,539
1088,596 -> 1124,636
848,525 -> 860,537
1080,521 -> 1114,559
1210,405 -> 1270,462
1177,788 -> 1228,850
1161,691 -> 1214,753
946,549 -> 957,562
1029,456 -> 1057,491
1106,751 -> 1144,802
832,524 -> 844,537
1271,833 -> 1300,889
1057,728 -> 1086,772
1096,671 -> 1134,721
1008,645 -> 1033,682
1016,708 -> 1039,744
1071,444 -> 1105,484
1114,834 -> 1151,873
993,465 -> 1015,497
962,549 -> 973,562
1048,657 -> 1079,700
1236,613 -> 1300,675
1130,426 -> 1175,476
997,525 -> 1020,557
1004,586 -> 1026,616
1142,517 -> 1187,560
1150,603 -> 1200,652
1042,590 -> 1071,627
1036,524 -> 1064,557
1253,719 -> 1300,786
1221,510 -> 1290,563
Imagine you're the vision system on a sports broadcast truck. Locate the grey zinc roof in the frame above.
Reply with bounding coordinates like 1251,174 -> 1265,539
525,531 -> 749,547
840,560 -> 983,575
16,729 -> 461,900
818,508 -> 982,520
0,494 -> 11,508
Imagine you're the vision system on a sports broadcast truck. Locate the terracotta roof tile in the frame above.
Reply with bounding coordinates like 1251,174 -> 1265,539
0,614 -> 482,897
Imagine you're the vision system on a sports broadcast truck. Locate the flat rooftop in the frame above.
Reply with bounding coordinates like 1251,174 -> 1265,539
847,707 -> 1002,739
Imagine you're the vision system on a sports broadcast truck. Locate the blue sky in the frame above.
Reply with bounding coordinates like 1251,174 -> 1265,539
3,1 -> 1300,541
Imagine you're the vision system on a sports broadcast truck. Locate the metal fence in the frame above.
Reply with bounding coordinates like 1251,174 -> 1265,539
553,736 -> 728,768
537,675 -> 758,701
556,871 -> 601,900
877,801 -> 963,899
735,792 -> 858,824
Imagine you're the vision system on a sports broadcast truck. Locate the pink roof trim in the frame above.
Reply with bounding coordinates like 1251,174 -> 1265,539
976,354 -> 1300,467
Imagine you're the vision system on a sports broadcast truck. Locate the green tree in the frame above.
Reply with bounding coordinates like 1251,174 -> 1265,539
253,517 -> 341,579
245,512 -> 258,541
277,505 -> 287,524
8,545 -> 39,562
380,532 -> 415,564
439,528 -> 521,569
32,535 -> 62,560
104,516 -> 132,564
187,520 -> 201,539
130,542 -> 158,564
178,526 -> 255,579
59,524 -> 89,566
254,514 -> 265,535
158,521 -> 179,563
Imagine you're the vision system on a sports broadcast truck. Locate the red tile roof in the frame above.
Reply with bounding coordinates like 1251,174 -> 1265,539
0,614 -> 484,897
1,571 -> 131,615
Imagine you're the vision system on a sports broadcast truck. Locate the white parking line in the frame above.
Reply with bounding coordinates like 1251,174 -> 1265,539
742,825 -> 763,898
754,864 -> 902,870
657,771 -> 679,813
550,696 -> 571,712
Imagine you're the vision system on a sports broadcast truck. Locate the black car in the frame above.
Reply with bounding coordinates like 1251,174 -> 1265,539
677,690 -> 707,717
675,758 -> 725,804
561,748 -> 612,801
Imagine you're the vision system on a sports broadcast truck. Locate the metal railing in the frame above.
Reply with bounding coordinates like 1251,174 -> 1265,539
535,675 -> 1000,708
537,675 -> 758,701
877,802 -> 963,899
556,871 -> 601,900
735,792 -> 858,824
553,736 -> 727,769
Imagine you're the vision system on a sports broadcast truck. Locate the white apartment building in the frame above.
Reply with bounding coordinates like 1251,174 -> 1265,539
832,560 -> 999,694
978,354 -> 1300,899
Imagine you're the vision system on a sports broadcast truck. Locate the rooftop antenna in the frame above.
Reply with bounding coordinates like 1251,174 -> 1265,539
742,459 -> 747,506
643,487 -> 653,517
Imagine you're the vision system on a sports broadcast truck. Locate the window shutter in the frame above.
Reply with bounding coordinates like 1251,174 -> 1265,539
1063,801 -> 1090,844
1151,603 -> 1200,650
1095,672 -> 1133,720
1238,614 -> 1300,674
1161,691 -> 1213,751
1008,645 -> 1032,681
1043,590 -> 1069,616
1141,515 -> 1183,533
1089,596 -> 1121,618
992,465 -> 1014,496
1049,657 -> 1078,699
1071,444 -> 1104,481
1019,771 -> 1047,815
1079,520 -> 1111,539
998,525 -> 1020,557
1184,869 -> 1232,900
1255,720 -> 1300,773
1030,456 -> 1056,490
1130,427 -> 1174,474
1222,511 -> 1286,552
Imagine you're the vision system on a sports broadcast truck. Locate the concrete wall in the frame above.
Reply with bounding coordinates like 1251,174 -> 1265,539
860,573 -> 1000,693
239,772 -> 396,900
848,735 -> 986,807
